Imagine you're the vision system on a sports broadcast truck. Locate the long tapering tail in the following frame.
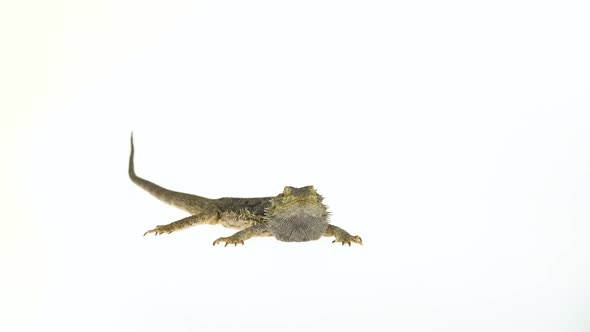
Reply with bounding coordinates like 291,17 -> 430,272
128,133 -> 214,214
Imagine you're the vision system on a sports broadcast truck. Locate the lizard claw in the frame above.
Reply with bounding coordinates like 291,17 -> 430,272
143,225 -> 172,236
213,237 -> 245,247
332,235 -> 363,246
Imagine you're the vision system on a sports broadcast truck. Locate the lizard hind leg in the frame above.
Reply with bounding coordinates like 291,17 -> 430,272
144,212 -> 218,236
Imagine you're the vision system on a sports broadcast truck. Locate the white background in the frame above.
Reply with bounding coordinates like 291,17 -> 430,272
1,0 -> 589,331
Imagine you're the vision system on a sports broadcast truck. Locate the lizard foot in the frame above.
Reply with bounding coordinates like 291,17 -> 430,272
213,236 -> 245,247
143,225 -> 173,236
333,234 -> 363,246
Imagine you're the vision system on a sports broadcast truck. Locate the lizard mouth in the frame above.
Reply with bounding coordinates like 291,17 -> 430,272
279,198 -> 319,210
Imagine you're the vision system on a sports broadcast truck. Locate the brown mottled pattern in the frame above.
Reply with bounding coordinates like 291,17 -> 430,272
129,134 -> 362,246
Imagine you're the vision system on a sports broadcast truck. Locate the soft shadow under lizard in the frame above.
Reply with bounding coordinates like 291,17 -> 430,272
129,134 -> 362,246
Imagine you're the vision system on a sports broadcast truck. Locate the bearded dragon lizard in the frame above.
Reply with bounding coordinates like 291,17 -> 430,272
128,134 -> 362,246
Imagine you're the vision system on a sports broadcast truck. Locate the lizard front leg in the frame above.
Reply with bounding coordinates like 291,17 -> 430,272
144,211 -> 218,236
324,224 -> 363,246
212,223 -> 271,247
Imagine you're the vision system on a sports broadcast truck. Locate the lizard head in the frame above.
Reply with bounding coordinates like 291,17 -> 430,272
278,185 -> 324,206
265,186 -> 329,242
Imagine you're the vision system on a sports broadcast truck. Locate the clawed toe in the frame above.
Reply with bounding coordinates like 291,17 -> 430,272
143,225 -> 171,236
332,235 -> 363,246
213,237 -> 245,247
144,228 -> 158,236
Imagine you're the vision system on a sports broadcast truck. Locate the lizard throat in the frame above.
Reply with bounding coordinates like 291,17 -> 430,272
265,204 -> 328,242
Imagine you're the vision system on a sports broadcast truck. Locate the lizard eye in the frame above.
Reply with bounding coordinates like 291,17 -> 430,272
283,186 -> 292,195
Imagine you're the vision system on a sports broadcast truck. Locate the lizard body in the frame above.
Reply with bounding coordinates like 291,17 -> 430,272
129,134 -> 362,246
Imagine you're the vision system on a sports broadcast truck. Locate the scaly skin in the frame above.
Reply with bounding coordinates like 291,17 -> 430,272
129,134 -> 362,246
